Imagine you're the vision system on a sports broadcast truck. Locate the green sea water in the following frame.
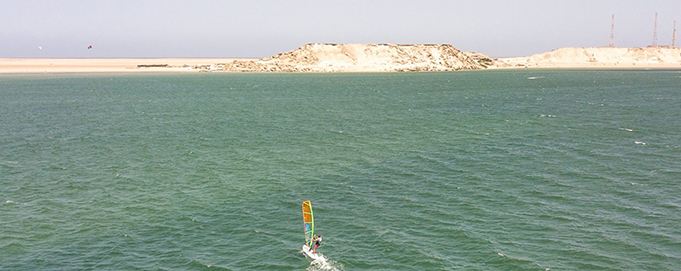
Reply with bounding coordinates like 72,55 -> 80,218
1,70 -> 680,270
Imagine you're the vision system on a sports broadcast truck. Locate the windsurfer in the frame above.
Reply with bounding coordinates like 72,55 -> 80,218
310,234 -> 322,254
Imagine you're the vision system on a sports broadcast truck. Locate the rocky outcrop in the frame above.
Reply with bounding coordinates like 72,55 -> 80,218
222,43 -> 486,72
215,45 -> 681,72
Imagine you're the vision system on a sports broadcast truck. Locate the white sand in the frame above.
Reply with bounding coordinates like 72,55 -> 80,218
0,58 -> 244,73
494,47 -> 681,69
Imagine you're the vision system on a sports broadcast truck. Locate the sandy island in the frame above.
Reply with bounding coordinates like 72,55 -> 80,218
0,58 -> 243,73
2,44 -> 680,73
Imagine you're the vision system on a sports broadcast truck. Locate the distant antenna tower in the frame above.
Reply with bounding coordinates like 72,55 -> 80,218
673,20 -> 677,47
609,14 -> 615,47
652,12 -> 659,47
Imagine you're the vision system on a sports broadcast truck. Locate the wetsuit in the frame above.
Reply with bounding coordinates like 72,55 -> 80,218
313,236 -> 322,250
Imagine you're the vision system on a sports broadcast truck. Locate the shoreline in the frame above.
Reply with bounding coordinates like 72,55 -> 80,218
488,63 -> 681,70
3,45 -> 681,74
3,58 -> 680,74
0,58 -> 250,74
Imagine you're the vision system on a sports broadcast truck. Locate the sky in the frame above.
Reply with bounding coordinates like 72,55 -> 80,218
2,0 -> 680,58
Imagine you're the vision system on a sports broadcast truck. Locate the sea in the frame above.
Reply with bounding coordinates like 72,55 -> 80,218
1,70 -> 680,271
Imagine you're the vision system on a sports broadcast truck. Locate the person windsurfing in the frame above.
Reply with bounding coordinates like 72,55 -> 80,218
310,234 -> 322,254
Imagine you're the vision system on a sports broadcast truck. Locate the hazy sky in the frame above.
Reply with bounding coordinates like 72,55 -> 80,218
2,0 -> 680,58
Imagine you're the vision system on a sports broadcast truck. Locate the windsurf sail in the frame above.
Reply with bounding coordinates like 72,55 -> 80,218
302,200 -> 314,248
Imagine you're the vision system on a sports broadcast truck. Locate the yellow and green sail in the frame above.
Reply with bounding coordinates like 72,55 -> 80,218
302,200 -> 314,248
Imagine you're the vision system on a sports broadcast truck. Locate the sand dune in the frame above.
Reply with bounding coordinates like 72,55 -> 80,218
495,47 -> 681,68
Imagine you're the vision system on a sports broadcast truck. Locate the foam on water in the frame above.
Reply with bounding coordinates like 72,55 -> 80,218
302,251 -> 342,271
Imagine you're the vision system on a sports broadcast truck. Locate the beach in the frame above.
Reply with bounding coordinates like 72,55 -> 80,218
0,58 -> 243,73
